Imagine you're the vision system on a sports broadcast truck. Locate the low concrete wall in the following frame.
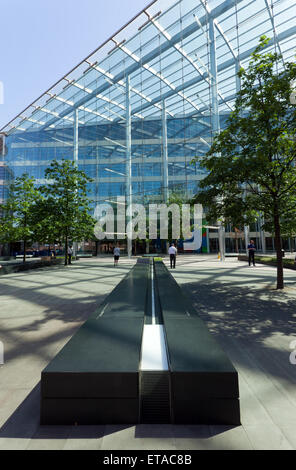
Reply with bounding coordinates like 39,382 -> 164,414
238,255 -> 296,270
76,254 -> 93,259
0,258 -> 64,275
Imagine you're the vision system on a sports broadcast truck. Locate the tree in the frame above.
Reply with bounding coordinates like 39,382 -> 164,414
192,36 -> 296,289
30,197 -> 61,254
194,181 -> 258,253
167,192 -> 191,242
41,159 -> 96,265
0,174 -> 41,263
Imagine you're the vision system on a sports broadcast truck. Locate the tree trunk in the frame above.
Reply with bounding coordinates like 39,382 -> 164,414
274,211 -> 284,289
235,234 -> 239,254
23,239 -> 27,264
65,237 -> 68,266
23,215 -> 27,264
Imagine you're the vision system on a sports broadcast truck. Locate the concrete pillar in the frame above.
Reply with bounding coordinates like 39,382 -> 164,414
162,99 -> 169,203
125,75 -> 132,259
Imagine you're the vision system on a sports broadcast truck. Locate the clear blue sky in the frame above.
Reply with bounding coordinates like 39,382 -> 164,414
0,0 -> 149,129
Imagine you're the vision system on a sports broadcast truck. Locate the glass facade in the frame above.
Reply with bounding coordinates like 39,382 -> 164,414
1,0 -> 296,250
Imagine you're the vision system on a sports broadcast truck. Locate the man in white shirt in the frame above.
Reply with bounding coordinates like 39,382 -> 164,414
113,245 -> 121,267
168,243 -> 177,269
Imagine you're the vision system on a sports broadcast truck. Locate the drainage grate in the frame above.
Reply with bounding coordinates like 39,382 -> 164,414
140,371 -> 171,424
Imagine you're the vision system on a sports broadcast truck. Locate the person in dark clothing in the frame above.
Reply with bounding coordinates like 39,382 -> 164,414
168,243 -> 177,269
68,245 -> 73,265
248,240 -> 256,266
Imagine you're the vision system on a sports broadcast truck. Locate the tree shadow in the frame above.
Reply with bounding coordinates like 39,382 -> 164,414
0,262 -> 132,364
0,383 -> 235,442
1,260 -> 296,445
178,277 -> 296,386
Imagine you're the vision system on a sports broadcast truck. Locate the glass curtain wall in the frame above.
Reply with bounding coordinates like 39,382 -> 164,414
1,0 -> 296,252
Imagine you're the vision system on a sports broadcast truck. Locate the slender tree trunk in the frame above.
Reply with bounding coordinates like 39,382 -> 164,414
65,236 -> 68,266
23,239 -> 27,264
274,210 -> 284,289
235,234 -> 239,254
23,215 -> 27,264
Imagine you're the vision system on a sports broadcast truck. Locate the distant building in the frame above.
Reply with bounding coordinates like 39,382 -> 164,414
0,134 -> 13,211
1,0 -> 296,253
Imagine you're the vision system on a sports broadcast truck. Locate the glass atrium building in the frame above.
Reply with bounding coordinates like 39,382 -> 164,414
1,0 -> 296,253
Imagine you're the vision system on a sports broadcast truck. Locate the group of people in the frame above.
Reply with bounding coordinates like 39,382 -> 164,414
111,241 -> 256,268
112,243 -> 178,269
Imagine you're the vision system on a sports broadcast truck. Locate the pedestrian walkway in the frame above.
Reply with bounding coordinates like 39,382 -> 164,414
165,255 -> 296,450
0,255 -> 295,449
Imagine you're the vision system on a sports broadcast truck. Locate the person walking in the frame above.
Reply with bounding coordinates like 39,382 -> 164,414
113,245 -> 121,267
68,245 -> 73,265
168,243 -> 177,269
248,239 -> 256,266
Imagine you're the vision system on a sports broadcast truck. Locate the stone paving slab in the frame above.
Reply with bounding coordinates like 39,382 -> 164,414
0,255 -> 296,450
165,255 -> 296,450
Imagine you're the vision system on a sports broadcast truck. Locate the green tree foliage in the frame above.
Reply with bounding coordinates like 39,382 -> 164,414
41,159 -> 96,265
0,174 -> 41,263
167,192 -> 191,242
192,36 -> 296,289
30,197 -> 61,249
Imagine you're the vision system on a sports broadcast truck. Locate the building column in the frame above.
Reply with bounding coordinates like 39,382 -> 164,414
233,32 -> 251,257
73,109 -> 79,257
126,75 -> 132,259
244,225 -> 249,255
162,99 -> 169,254
210,18 -> 223,260
209,18 -> 220,137
207,227 -> 210,253
235,44 -> 249,256
74,108 -> 79,164
162,99 -> 169,204
218,223 -> 225,261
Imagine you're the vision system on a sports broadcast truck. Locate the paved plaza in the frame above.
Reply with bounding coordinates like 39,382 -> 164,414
0,255 -> 295,450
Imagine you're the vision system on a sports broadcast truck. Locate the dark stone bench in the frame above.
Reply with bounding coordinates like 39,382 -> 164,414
40,261 -> 149,424
40,259 -> 240,425
154,261 -> 240,425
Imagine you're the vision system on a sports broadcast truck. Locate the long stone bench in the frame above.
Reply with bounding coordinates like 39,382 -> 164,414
40,261 -> 149,424
154,261 -> 240,425
40,258 -> 240,425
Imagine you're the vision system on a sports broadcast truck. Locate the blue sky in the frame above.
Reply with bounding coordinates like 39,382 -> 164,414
0,0 -> 149,129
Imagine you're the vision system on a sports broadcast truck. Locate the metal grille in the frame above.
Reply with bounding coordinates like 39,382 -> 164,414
140,371 -> 171,423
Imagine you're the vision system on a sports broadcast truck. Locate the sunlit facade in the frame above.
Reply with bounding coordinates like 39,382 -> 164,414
1,0 -> 296,253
